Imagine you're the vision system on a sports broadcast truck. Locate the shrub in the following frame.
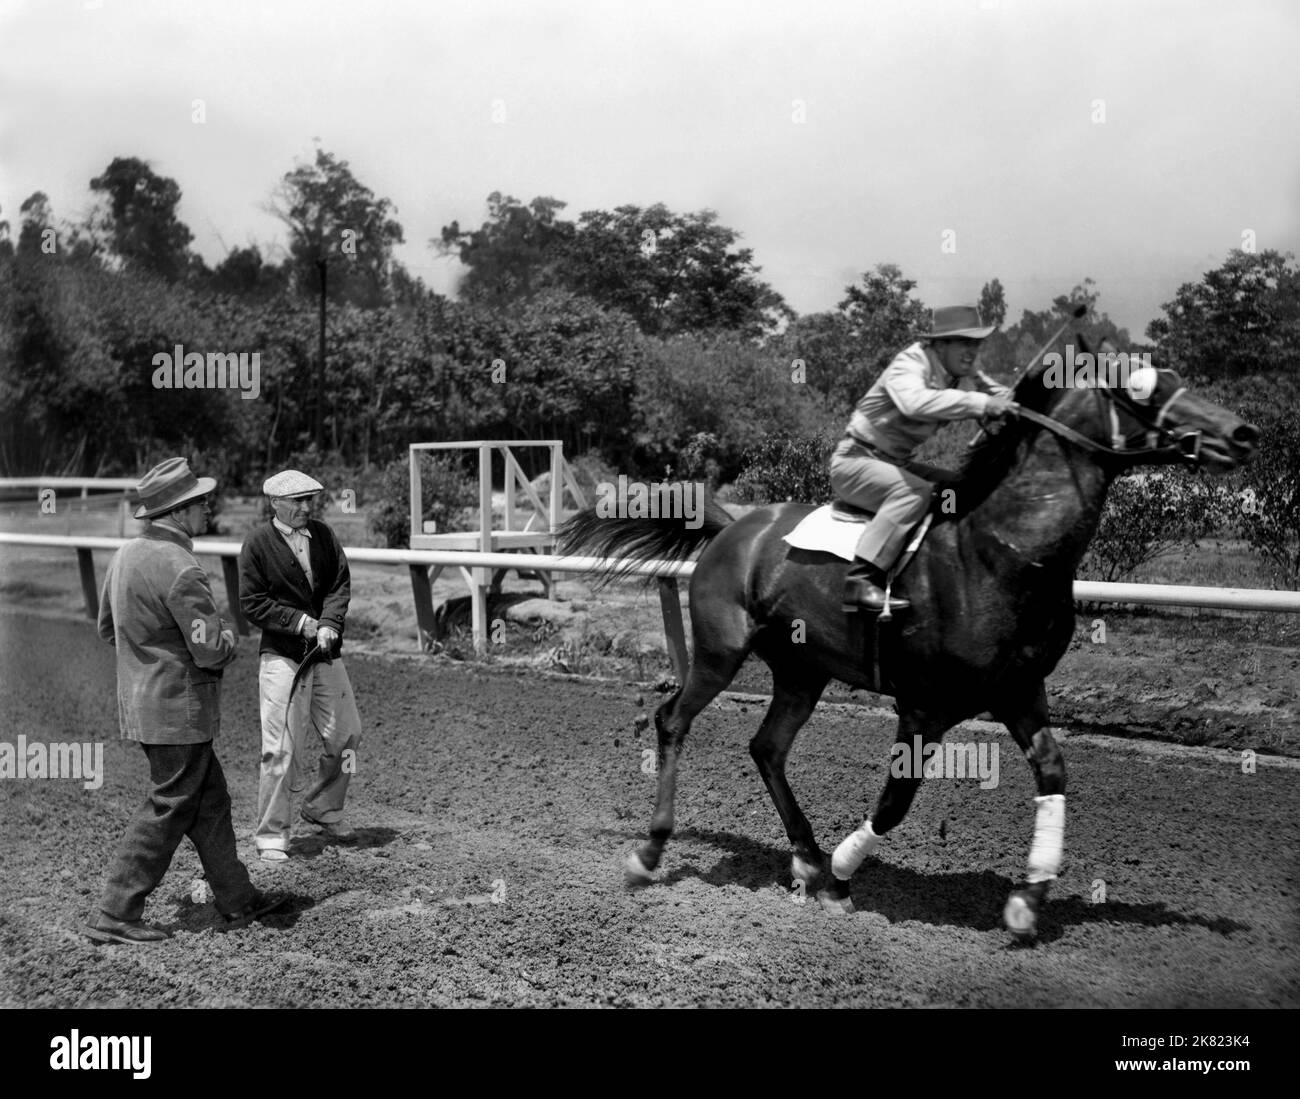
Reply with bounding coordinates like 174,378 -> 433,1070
368,453 -> 479,548
732,432 -> 835,504
1080,473 -> 1216,582
1234,409 -> 1300,588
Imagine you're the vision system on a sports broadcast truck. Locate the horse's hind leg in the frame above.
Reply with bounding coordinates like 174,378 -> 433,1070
626,611 -> 750,883
993,683 -> 1066,941
747,667 -> 830,893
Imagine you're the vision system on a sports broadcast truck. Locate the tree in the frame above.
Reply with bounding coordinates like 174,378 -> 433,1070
269,148 -> 405,307
16,192 -> 55,259
561,204 -> 791,338
1146,250 -> 1300,381
88,158 -> 195,281
828,263 -> 930,403
980,279 -> 1136,382
437,195 -> 791,338
631,332 -> 838,483
208,245 -> 288,301
774,310 -> 869,407
979,278 -> 1007,329
436,193 -> 573,309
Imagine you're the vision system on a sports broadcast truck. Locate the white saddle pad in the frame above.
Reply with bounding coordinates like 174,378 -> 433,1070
782,505 -> 864,561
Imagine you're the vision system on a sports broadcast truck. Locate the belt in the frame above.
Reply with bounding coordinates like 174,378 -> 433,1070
842,430 -> 959,484
844,429 -> 902,464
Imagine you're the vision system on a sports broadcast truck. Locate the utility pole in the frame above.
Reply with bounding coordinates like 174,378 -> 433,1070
316,257 -> 327,450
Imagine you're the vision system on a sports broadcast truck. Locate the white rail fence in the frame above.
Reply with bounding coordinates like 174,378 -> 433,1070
2,532 -> 1298,683
0,478 -> 139,536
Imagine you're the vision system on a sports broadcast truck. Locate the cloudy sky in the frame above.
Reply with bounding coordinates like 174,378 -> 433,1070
2,0 -> 1297,338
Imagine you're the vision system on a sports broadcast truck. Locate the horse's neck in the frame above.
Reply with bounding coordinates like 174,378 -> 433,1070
966,429 -> 1112,576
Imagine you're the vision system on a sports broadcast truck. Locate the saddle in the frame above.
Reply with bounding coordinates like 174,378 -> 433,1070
830,500 -> 876,522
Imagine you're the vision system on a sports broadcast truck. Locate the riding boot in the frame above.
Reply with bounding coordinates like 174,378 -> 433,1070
842,558 -> 911,613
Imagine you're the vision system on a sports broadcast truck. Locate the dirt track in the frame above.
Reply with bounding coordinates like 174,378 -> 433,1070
1,610 -> 1296,1008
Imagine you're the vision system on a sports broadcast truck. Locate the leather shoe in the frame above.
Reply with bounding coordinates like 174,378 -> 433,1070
222,890 -> 289,926
84,911 -> 170,945
842,578 -> 910,613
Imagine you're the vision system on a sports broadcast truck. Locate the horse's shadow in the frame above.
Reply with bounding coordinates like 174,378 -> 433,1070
166,889 -> 314,933
650,827 -> 1250,941
287,824 -> 402,860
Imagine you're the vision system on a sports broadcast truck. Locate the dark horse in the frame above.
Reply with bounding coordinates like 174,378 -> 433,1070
558,341 -> 1257,939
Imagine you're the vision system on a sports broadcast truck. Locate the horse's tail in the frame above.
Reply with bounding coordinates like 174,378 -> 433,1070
555,497 -> 735,585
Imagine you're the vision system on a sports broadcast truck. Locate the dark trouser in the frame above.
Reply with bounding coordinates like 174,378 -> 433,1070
99,741 -> 256,922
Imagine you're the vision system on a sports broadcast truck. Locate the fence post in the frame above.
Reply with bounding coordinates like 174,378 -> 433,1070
408,564 -> 437,651
657,578 -> 689,682
409,444 -> 422,544
76,548 -> 98,620
220,557 -> 250,636
475,444 -> 492,653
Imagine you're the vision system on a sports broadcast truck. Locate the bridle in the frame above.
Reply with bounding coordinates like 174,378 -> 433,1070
1014,367 -> 1203,469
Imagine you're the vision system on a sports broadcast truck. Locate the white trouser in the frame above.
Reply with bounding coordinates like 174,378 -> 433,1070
254,653 -> 362,852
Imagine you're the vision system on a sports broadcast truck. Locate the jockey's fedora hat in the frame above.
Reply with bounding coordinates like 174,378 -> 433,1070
133,457 -> 217,520
919,304 -> 995,340
263,469 -> 324,499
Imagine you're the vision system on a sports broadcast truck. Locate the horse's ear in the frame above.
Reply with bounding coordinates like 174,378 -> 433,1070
1015,358 -> 1054,409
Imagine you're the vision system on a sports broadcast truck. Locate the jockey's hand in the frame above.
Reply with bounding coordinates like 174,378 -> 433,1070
983,396 -> 1020,421
317,625 -> 338,651
301,616 -> 319,641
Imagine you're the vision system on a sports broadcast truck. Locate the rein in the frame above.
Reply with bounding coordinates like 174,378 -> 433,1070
1013,384 -> 1202,468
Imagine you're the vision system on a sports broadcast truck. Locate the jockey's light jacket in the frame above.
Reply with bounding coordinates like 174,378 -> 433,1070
847,343 -> 1011,462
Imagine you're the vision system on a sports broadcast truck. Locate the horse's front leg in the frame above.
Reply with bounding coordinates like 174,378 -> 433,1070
825,705 -> 954,914
994,683 -> 1067,942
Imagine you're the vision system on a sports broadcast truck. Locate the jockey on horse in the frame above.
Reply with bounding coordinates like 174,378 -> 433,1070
833,304 -> 1019,612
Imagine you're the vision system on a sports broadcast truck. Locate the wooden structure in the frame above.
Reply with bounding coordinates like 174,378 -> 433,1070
406,440 -> 588,649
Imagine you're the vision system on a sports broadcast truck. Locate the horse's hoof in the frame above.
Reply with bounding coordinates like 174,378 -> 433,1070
1003,893 -> 1038,940
791,854 -> 821,886
819,892 -> 855,916
624,851 -> 657,885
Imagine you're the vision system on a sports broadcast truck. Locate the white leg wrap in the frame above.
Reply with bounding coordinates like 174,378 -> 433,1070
1026,794 -> 1065,884
831,819 -> 880,881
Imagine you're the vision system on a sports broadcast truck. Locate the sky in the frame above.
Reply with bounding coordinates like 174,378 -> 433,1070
1,0 -> 1298,339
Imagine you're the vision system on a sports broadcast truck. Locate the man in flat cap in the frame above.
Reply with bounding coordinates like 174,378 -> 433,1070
87,457 -> 285,944
239,468 -> 362,861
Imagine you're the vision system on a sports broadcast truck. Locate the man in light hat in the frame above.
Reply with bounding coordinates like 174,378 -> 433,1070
239,468 -> 362,861
87,457 -> 285,945
832,304 -> 1019,612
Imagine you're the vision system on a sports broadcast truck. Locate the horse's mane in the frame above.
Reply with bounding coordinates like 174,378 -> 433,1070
946,367 -> 1063,517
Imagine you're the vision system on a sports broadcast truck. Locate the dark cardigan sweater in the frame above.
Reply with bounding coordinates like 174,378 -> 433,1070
238,519 -> 351,662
